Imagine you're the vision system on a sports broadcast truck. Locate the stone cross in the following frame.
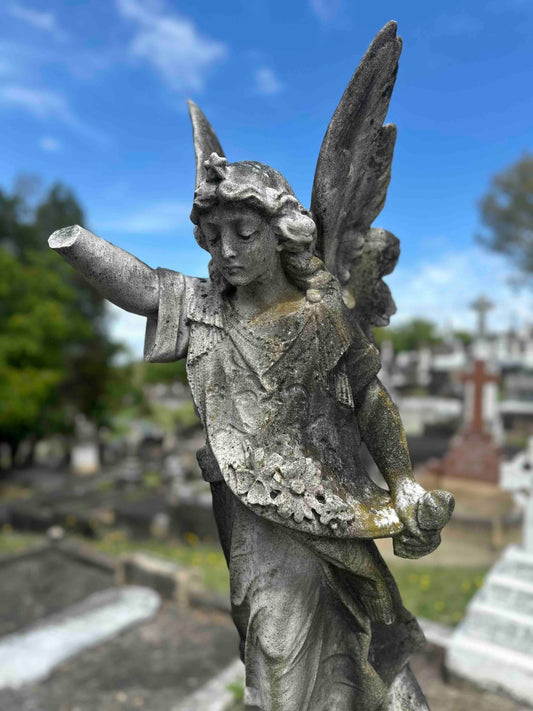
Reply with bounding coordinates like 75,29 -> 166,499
470,295 -> 493,339
461,359 -> 499,434
501,436 -> 533,553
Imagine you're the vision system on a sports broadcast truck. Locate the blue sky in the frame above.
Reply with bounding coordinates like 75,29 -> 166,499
1,0 -> 532,355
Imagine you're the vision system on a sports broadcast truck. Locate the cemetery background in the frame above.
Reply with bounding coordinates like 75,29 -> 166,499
1,1 -> 533,709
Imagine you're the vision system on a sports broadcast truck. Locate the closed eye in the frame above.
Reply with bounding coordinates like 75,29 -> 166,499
237,222 -> 260,239
238,230 -> 256,240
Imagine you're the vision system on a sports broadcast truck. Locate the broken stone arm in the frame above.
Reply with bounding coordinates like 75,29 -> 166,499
48,225 -> 159,316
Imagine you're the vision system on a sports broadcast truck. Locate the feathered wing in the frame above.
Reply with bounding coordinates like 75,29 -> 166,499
188,100 -> 226,192
311,21 -> 402,338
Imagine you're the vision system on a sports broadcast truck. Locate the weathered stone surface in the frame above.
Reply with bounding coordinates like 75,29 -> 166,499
48,21 -> 456,710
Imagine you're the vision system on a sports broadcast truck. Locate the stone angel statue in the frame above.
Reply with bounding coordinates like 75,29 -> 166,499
50,22 -> 453,711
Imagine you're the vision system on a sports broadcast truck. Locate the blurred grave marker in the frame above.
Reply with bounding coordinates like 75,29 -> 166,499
446,436 -> 533,704
501,436 -> 533,553
71,414 -> 100,476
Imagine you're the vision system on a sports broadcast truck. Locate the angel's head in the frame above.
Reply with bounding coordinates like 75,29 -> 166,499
190,154 -> 326,294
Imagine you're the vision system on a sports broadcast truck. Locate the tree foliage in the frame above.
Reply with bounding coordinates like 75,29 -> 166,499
478,152 -> 533,277
374,319 -> 442,352
0,179 -> 122,464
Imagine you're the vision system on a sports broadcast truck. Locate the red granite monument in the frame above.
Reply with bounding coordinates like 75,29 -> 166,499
429,357 -> 502,485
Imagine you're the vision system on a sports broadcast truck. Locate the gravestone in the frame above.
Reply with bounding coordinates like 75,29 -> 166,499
0,544 -> 238,710
446,437 -> 533,704
501,437 -> 533,552
428,357 -> 502,484
471,295 -> 493,340
71,414 -> 100,476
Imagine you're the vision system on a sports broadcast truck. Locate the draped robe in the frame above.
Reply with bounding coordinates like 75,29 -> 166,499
144,268 -> 425,711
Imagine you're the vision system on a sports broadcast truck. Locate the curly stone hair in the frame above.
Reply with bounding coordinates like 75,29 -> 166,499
190,156 -> 331,295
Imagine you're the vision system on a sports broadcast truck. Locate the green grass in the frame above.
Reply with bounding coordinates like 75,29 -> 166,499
389,563 -> 488,626
226,681 -> 244,701
0,528 -> 44,555
0,484 -> 33,501
78,538 -> 490,624
85,530 -> 230,595
0,529 -> 486,624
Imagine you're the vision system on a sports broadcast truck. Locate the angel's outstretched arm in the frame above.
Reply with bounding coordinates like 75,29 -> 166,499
49,225 -> 159,316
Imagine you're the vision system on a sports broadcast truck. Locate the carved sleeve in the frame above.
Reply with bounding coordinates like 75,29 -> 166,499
144,268 -> 192,362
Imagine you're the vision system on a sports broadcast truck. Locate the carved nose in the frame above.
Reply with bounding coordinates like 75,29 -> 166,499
220,234 -> 237,260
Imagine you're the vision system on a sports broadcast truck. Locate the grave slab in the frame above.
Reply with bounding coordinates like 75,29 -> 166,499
0,586 -> 161,689
0,546 -> 114,636
0,601 -> 239,711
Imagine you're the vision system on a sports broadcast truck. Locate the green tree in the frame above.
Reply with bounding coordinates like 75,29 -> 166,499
0,179 -> 122,466
374,318 -> 441,352
478,152 -> 533,278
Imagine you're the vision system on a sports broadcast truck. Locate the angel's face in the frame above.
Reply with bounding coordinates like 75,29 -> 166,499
199,203 -> 283,287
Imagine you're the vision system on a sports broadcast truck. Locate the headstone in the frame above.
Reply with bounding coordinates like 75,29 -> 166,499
446,438 -> 533,704
115,454 -> 143,486
428,357 -> 502,484
461,359 -> 500,435
71,414 -> 100,476
471,295 -> 493,339
501,437 -> 533,552
164,454 -> 187,481
417,346 -> 432,389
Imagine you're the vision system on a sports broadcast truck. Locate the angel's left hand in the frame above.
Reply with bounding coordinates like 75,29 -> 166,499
391,478 -> 442,559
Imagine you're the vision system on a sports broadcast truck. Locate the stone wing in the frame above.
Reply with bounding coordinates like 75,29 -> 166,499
311,21 -> 402,337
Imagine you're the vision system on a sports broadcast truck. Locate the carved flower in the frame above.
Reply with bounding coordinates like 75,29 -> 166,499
228,441 -> 355,532
315,491 -> 355,530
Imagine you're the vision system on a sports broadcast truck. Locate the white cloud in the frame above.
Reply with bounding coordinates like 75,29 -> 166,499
9,2 -> 68,42
0,84 -> 110,146
39,135 -> 61,152
116,0 -> 227,92
310,0 -> 341,23
98,201 -> 191,234
387,246 -> 532,333
0,85 -> 70,119
255,67 -> 282,95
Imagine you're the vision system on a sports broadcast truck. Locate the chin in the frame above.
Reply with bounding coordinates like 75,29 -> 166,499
223,272 -> 254,287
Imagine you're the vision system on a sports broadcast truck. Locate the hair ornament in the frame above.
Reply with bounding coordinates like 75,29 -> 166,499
203,152 -> 228,182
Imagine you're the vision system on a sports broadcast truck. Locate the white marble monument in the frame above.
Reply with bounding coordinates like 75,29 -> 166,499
446,437 -> 533,704
71,413 -> 100,476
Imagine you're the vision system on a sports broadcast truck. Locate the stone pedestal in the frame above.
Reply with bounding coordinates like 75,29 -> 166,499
446,545 -> 533,705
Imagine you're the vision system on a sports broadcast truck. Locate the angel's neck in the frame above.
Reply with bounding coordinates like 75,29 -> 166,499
231,270 -> 299,320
